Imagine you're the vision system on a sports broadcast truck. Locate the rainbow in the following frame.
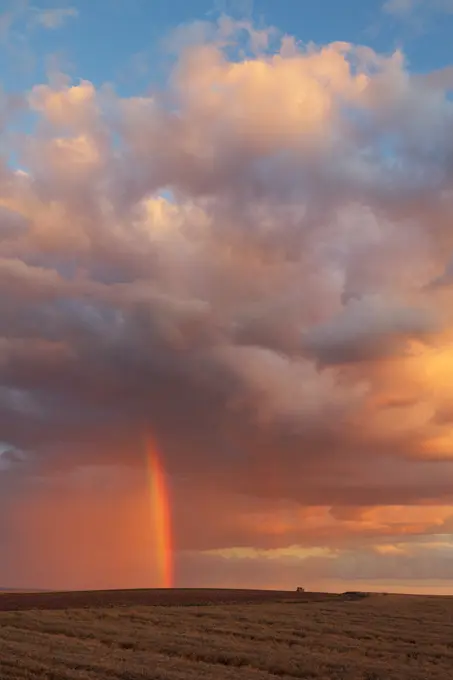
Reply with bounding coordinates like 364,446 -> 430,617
145,435 -> 173,588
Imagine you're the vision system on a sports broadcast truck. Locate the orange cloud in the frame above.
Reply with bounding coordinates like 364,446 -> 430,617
0,15 -> 453,591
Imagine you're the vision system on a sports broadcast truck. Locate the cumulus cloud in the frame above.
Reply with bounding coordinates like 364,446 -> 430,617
1,15 -> 453,589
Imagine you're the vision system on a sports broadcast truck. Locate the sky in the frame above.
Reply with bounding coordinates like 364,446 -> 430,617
0,0 -> 453,594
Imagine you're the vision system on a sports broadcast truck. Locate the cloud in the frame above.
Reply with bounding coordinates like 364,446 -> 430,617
30,6 -> 78,30
179,537 -> 453,588
383,0 -> 421,14
176,538 -> 453,592
0,3 -> 79,76
1,15 -> 453,589
383,0 -> 453,17
0,2 -> 78,48
302,295 -> 439,365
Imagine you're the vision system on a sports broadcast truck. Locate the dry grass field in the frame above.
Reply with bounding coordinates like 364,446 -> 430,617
0,589 -> 452,679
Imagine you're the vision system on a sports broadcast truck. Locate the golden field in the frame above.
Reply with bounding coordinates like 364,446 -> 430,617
0,589 -> 452,679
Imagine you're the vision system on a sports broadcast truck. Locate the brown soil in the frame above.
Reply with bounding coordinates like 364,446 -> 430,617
1,592 -> 452,679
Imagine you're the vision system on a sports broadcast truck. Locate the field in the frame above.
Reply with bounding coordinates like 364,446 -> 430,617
1,589 -> 453,679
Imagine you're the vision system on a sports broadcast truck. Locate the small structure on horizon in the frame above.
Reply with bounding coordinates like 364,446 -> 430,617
296,586 -> 305,592
342,591 -> 370,600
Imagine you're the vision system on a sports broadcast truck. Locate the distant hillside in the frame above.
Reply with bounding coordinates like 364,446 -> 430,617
0,588 -> 48,593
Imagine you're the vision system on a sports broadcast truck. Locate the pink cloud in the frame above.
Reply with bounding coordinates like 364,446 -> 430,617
0,16 -> 453,589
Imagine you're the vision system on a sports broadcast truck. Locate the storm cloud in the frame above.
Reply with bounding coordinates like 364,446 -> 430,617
1,15 -> 453,590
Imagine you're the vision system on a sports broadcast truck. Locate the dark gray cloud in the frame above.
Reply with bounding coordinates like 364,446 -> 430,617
302,295 -> 439,364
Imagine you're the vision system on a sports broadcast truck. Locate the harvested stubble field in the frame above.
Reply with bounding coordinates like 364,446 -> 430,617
0,589 -> 453,680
